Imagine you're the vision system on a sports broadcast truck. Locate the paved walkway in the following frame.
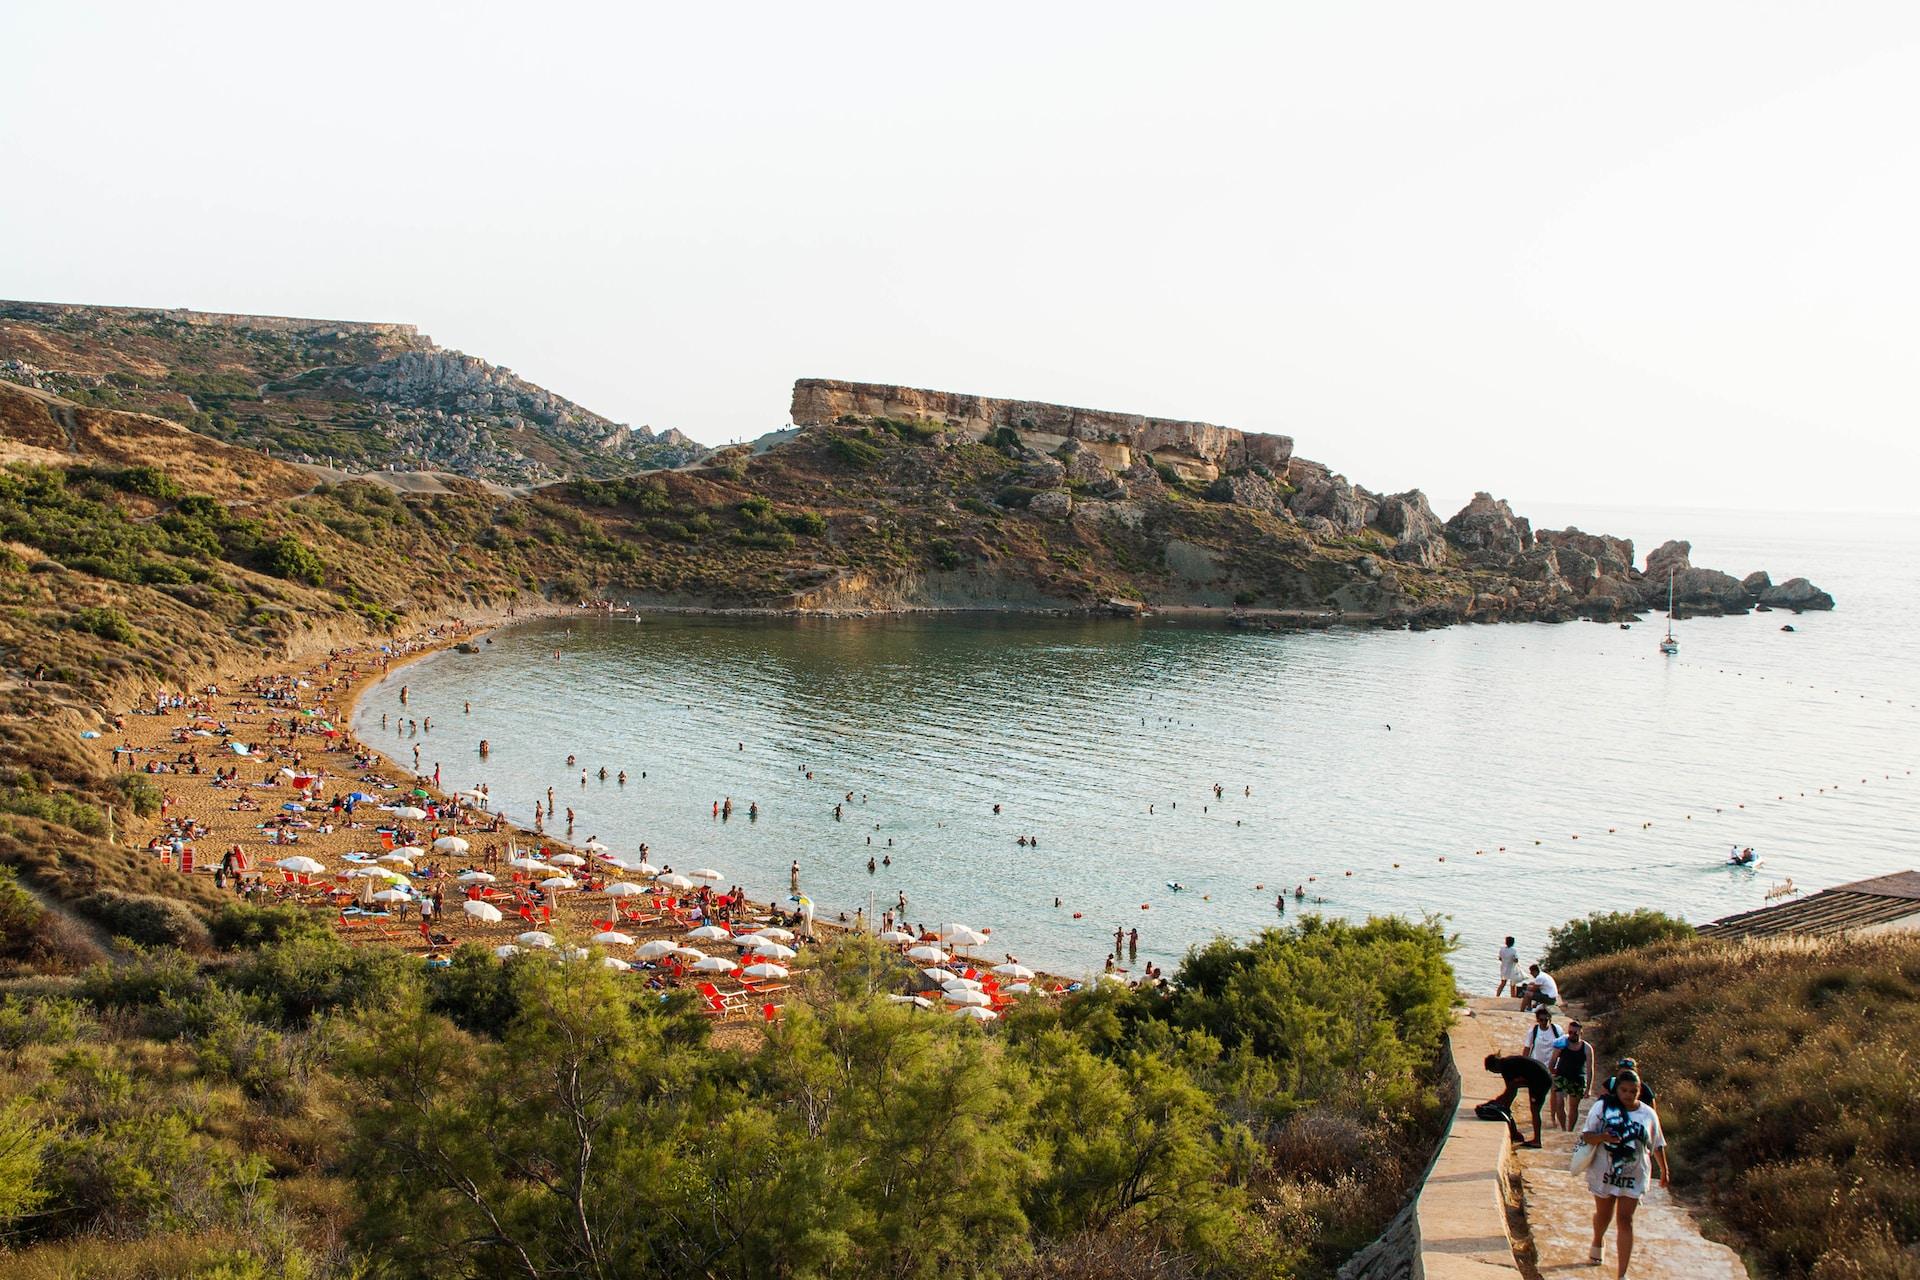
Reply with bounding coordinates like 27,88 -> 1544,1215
1416,1002 -> 1526,1279
1468,998 -> 1744,1280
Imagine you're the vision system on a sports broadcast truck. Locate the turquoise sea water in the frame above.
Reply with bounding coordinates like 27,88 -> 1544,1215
354,505 -> 1920,979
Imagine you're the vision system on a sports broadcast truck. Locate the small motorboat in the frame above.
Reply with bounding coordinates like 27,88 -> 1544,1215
1781,624 -> 1796,633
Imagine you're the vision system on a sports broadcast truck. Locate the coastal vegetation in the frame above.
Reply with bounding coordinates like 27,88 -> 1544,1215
0,916 -> 1456,1279
1538,907 -> 1695,970
1561,930 -> 1920,1279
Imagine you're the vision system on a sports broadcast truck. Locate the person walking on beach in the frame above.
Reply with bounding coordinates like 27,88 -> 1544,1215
1549,1020 -> 1596,1133
1496,935 -> 1520,996
1581,1069 -> 1669,1276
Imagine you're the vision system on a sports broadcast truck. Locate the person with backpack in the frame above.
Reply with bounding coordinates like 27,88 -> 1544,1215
1548,1019 -> 1596,1132
1524,1006 -> 1562,1069
1579,1068 -> 1669,1276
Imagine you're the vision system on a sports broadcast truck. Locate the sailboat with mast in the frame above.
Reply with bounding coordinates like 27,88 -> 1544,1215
1659,570 -> 1679,654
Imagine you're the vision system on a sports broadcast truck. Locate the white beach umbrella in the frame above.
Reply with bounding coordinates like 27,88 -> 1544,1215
509,857 -> 549,871
516,931 -> 556,949
540,876 -> 579,890
921,967 -> 957,984
370,868 -> 410,884
906,946 -> 950,964
548,852 -> 586,867
433,836 -> 470,854
389,845 -> 426,859
603,956 -> 631,972
944,988 -> 991,1007
742,962 -> 789,980
391,806 -> 427,820
377,852 -> 415,866
688,868 -> 723,882
991,964 -> 1034,980
749,941 -> 796,961
464,901 -> 503,923
942,977 -> 983,992
457,871 -> 496,885
493,944 -> 522,959
276,855 -> 327,874
657,873 -> 694,892
887,994 -> 934,1009
953,1006 -> 999,1022
591,930 -> 635,946
671,946 -> 708,962
877,929 -> 917,944
604,881 -> 647,898
634,940 -> 677,960
690,955 -> 735,973
685,925 -> 732,941
754,926 -> 795,942
633,861 -> 660,877
373,888 -> 412,903
1006,982 -> 1033,995
731,934 -> 769,949
942,926 -> 991,948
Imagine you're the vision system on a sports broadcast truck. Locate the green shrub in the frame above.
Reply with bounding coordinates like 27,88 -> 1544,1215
827,434 -> 885,470
0,786 -> 106,834
209,901 -> 331,951
1541,909 -> 1695,971
225,932 -> 416,1025
79,891 -> 212,951
72,606 -> 137,644
0,865 -> 47,960
783,511 -> 827,537
78,946 -> 206,1010
113,773 -> 165,818
261,536 -> 325,586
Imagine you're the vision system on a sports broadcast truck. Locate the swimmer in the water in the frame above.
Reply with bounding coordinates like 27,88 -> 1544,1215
598,766 -> 607,780
867,857 -> 876,873
881,854 -> 890,866
567,754 -> 576,766
617,770 -> 626,784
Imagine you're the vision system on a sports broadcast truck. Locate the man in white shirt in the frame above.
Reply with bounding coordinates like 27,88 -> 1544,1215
1518,963 -> 1560,1011
1524,1006 -> 1562,1067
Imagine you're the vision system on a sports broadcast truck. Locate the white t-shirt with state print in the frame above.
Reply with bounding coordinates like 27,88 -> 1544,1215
1584,1099 -> 1665,1199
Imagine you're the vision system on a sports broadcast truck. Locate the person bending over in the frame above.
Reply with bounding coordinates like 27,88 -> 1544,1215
1482,1052 -> 1551,1147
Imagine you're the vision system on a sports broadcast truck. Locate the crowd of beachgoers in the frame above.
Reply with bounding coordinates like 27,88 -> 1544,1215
100,619 -> 1080,1025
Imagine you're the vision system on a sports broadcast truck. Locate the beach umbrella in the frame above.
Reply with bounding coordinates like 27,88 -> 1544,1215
392,806 -> 427,820
604,881 -> 646,898
548,852 -> 586,867
516,931 -> 556,949
509,857 -> 549,871
457,871 -> 496,885
742,962 -> 789,980
906,946 -> 950,964
540,876 -> 578,891
944,988 -> 991,1007
749,941 -> 796,961
229,742 -> 251,755
942,977 -> 983,992
634,940 -> 677,960
755,927 -> 795,942
603,957 -> 631,972
887,994 -> 934,1008
670,946 -> 707,962
348,792 -> 375,802
493,944 -> 522,959
373,888 -> 412,903
656,873 -> 694,892
377,852 -> 415,865
370,868 -> 410,884
281,802 -> 305,813
953,1006 -> 998,1022
691,955 -> 735,973
921,967 -> 956,984
942,926 -> 990,948
688,868 -> 723,882
591,930 -> 635,946
410,788 -> 431,799
276,855 -> 326,874
634,862 -> 660,877
464,900 -> 503,923
433,836 -> 470,854
390,845 -> 426,859
877,929 -> 917,944
685,925 -> 732,941
731,934 -> 768,949
991,964 -> 1034,980
1006,982 -> 1033,995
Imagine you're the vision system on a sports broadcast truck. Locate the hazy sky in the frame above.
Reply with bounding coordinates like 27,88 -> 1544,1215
4,3 -> 1917,514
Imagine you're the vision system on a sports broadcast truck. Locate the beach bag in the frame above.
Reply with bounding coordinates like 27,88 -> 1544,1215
1474,1101 -> 1512,1123
1570,1139 -> 1599,1174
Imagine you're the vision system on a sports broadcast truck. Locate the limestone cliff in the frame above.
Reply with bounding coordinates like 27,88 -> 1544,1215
791,378 -> 1292,484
